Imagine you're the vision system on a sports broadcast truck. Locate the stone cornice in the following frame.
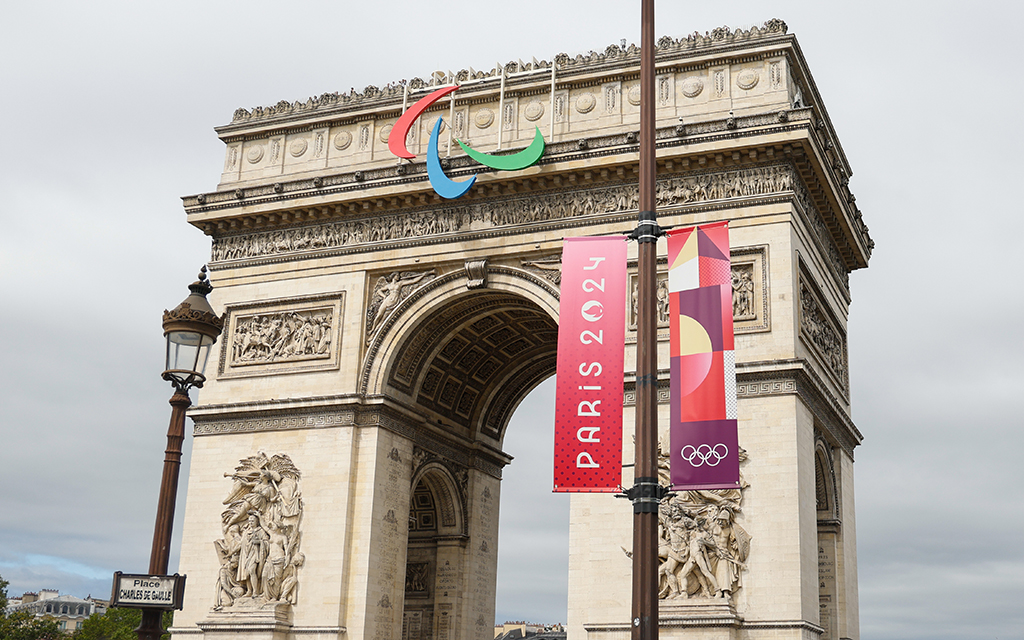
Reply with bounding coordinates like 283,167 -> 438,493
186,110 -> 815,216
187,107 -> 871,270
218,20 -> 792,133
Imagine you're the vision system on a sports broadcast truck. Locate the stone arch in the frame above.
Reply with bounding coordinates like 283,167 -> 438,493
361,265 -> 560,447
410,459 -> 466,537
814,438 -> 839,522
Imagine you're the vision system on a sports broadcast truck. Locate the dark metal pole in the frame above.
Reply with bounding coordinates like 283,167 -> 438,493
629,2 -> 662,640
137,388 -> 191,640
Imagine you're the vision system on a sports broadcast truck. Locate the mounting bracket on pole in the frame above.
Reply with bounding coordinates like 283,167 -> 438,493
627,210 -> 665,244
616,477 -> 674,514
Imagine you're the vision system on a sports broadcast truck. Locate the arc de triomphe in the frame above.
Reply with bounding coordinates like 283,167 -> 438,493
170,20 -> 871,640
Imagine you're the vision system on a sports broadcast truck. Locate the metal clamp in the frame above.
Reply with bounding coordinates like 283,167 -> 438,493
615,477 -> 674,513
627,210 -> 665,244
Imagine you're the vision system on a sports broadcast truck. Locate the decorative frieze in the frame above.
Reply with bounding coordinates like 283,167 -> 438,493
230,309 -> 333,366
228,20 -> 788,125
193,409 -> 356,436
210,164 -> 814,266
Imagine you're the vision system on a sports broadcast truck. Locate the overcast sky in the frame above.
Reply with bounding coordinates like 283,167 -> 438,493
2,1 -> 1022,638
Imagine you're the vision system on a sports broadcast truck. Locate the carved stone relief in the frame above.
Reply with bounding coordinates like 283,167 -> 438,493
575,93 -> 596,114
655,445 -> 750,600
366,270 -> 437,343
405,562 -> 429,596
524,101 -> 544,122
214,453 -> 303,610
626,246 -> 770,336
736,68 -> 759,91
681,76 -> 704,98
730,245 -> 770,332
229,20 -> 790,124
520,256 -> 562,285
474,108 -> 494,129
658,75 -> 672,105
211,165 -> 803,263
627,85 -> 641,106
628,270 -> 670,331
769,61 -> 783,89
465,260 -> 487,289
334,131 -> 352,151
230,309 -> 333,366
246,145 -> 264,164
799,272 -> 848,393
732,265 -> 756,320
219,294 -> 344,379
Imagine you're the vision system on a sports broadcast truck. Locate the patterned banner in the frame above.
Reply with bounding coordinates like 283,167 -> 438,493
667,222 -> 741,490
553,236 -> 628,492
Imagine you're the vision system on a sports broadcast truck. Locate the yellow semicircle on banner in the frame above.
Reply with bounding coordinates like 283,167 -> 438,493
675,314 -> 713,357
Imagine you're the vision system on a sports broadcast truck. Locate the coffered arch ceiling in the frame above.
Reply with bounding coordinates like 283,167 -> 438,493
385,290 -> 557,445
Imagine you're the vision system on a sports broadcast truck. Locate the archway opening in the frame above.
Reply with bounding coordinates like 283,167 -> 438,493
493,376 -> 569,627
380,280 -> 564,640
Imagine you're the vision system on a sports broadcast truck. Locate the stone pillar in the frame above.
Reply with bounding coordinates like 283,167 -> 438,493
460,471 -> 500,640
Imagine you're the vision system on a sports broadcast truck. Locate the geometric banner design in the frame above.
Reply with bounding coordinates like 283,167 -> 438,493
667,222 -> 741,490
553,236 -> 628,492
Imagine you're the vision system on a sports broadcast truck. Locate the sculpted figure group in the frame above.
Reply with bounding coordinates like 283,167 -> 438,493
732,267 -> 755,319
800,282 -> 847,385
214,453 -> 304,609
365,270 -> 437,341
231,310 -> 333,365
655,446 -> 751,600
210,166 -> 800,264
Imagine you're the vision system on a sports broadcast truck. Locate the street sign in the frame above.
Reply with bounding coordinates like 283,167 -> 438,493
110,572 -> 186,610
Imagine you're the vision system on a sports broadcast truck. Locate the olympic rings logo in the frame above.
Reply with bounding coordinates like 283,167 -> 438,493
387,85 -> 546,200
680,443 -> 729,467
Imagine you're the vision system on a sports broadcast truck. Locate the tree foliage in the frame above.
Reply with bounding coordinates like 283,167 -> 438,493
0,574 -> 64,640
72,607 -> 171,640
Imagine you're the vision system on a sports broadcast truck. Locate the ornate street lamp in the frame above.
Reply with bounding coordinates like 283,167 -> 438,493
162,266 -> 223,391
135,267 -> 223,640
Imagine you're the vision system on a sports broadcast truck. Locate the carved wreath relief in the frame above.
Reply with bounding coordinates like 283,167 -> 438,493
655,445 -> 750,600
214,453 -> 304,610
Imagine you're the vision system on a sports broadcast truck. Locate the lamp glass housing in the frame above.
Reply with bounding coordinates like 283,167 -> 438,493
165,330 -> 215,376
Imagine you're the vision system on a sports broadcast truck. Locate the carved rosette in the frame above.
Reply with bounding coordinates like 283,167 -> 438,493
214,453 -> 304,610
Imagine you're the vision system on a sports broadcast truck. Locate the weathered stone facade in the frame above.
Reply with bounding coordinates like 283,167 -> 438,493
171,19 -> 867,640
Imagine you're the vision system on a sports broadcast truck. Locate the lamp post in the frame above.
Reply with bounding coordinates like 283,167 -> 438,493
136,267 -> 223,640
627,2 -> 664,640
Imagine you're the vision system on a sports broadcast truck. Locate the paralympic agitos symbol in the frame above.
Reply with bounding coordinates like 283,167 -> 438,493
387,85 -> 546,199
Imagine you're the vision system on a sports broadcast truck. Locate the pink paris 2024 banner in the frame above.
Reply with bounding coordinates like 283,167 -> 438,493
667,222 -> 741,490
553,236 -> 627,492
